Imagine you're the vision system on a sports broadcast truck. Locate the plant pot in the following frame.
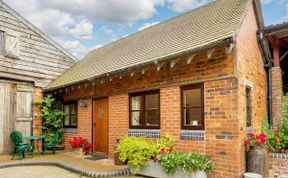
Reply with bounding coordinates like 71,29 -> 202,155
247,145 -> 266,178
131,160 -> 207,178
73,148 -> 84,157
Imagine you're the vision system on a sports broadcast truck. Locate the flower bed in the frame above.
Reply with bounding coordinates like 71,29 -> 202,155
116,135 -> 213,177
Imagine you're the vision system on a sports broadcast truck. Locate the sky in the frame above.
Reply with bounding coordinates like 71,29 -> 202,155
2,0 -> 288,59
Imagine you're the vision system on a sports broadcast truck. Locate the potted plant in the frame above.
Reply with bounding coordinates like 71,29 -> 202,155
245,132 -> 267,177
116,135 -> 214,178
69,136 -> 90,156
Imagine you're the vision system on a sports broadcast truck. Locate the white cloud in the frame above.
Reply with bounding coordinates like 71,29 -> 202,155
91,44 -> 103,50
41,0 -> 165,23
57,40 -> 89,58
3,0 -> 75,38
70,18 -> 94,39
138,22 -> 159,31
167,0 -> 209,13
100,26 -> 114,35
283,5 -> 288,22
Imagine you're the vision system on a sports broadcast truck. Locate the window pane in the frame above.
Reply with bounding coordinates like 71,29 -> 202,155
184,89 -> 201,107
64,105 -> 70,114
184,107 -> 202,126
64,116 -> 69,126
246,87 -> 251,127
131,96 -> 142,110
71,115 -> 77,126
131,111 -> 141,126
146,109 -> 159,126
145,94 -> 159,109
71,104 -> 77,114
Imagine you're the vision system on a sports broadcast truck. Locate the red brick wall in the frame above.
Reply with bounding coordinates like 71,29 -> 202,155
235,1 -> 267,177
269,154 -> 288,178
33,87 -> 43,136
271,67 -> 282,129
63,99 -> 92,149
108,94 -> 129,155
204,79 -> 242,178
160,86 -> 205,152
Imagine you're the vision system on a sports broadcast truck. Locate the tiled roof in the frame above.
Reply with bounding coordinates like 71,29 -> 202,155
48,0 -> 249,89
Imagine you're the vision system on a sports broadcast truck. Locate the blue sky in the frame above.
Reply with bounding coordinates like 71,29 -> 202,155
3,0 -> 288,59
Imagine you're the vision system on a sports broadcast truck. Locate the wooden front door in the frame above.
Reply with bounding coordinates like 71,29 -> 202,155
93,99 -> 108,154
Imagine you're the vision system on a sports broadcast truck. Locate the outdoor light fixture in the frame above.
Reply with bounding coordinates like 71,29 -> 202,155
79,99 -> 88,109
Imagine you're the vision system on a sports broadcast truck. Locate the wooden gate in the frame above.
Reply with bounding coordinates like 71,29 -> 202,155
0,81 -> 33,153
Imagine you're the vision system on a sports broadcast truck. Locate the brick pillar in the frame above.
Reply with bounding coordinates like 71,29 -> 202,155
160,86 -> 181,139
32,87 -> 43,150
271,67 -> 282,129
108,94 -> 129,157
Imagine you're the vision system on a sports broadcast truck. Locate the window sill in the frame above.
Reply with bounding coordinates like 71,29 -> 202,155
128,129 -> 160,138
180,130 -> 204,141
63,128 -> 77,134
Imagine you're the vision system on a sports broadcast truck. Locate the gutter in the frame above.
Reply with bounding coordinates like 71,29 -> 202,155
45,38 -> 234,92
257,29 -> 273,126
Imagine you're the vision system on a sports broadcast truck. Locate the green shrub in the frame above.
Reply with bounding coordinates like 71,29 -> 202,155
116,136 -> 158,172
157,150 -> 214,173
117,135 -> 214,174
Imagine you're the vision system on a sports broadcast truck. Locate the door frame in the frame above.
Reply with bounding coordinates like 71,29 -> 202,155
92,97 -> 109,155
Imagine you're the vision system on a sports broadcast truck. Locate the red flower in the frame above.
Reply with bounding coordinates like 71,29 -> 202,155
247,132 -> 254,137
255,140 -> 261,145
153,157 -> 157,162
274,133 -> 279,137
168,147 -> 173,152
256,134 -> 267,143
245,139 -> 251,145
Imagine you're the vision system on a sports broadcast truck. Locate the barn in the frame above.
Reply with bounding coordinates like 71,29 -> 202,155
0,0 -> 76,153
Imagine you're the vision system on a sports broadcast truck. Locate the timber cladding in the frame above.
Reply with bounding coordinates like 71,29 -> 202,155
0,2 -> 76,88
0,80 -> 33,153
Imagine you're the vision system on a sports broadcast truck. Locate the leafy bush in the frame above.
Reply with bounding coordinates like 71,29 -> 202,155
39,95 -> 65,143
116,136 -> 158,172
157,149 -> 214,173
156,134 -> 175,150
117,135 -> 214,174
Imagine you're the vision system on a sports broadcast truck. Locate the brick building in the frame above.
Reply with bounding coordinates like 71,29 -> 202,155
46,0 -> 267,177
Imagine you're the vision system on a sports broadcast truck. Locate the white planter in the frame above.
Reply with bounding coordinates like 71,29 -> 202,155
131,161 -> 207,178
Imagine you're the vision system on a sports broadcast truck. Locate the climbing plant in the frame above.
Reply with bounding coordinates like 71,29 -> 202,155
39,94 -> 65,143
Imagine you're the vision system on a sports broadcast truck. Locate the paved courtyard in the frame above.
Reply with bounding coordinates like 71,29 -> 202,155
0,151 -> 143,178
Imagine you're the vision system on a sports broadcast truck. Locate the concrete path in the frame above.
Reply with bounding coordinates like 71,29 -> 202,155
0,152 -> 143,177
0,166 -> 143,178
